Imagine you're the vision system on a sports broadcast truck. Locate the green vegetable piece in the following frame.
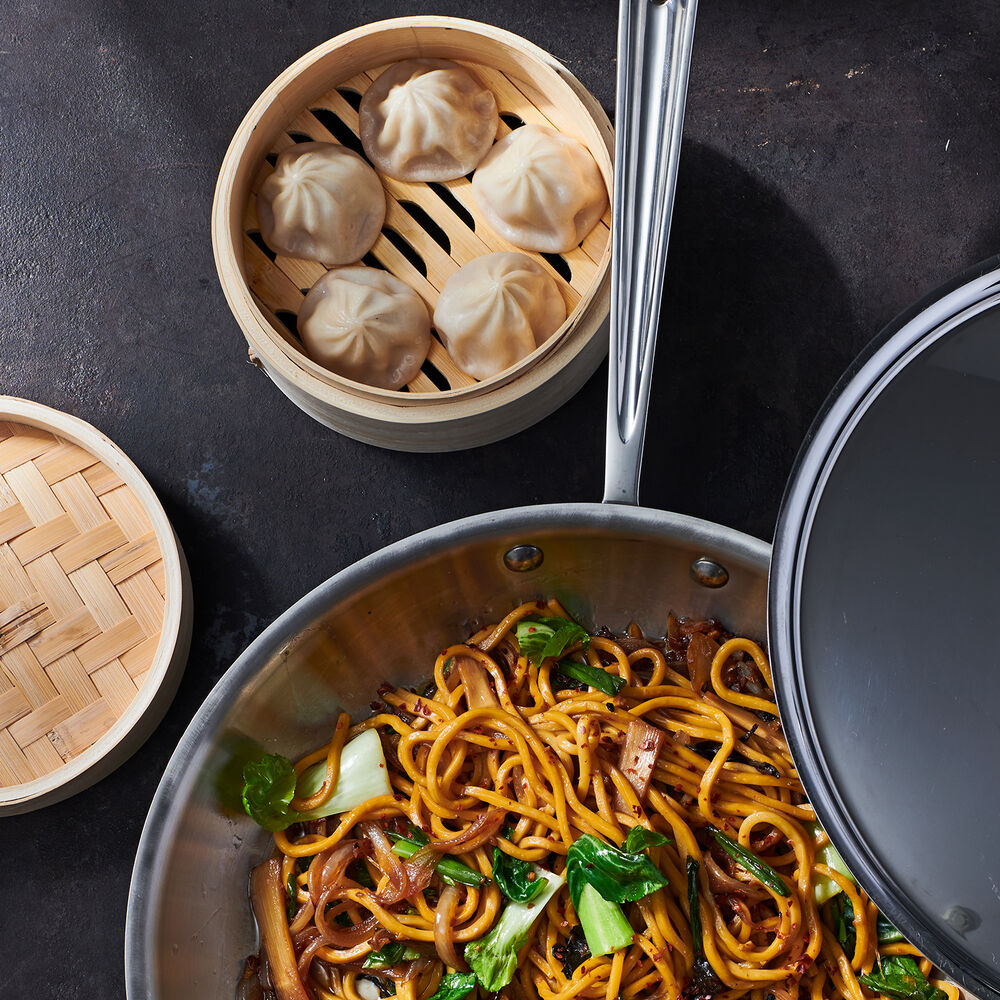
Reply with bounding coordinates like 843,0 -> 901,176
563,830 -> 667,958
828,892 -> 902,953
859,956 -> 947,1000
622,826 -> 671,853
555,659 -> 625,697
829,893 -> 857,956
807,821 -> 857,904
876,913 -> 905,944
388,835 -> 488,888
515,616 -> 590,666
239,729 -> 393,832
352,859 -> 376,889
565,833 -> 669,909
286,872 -> 298,921
217,734 -> 274,813
686,857 -> 704,959
575,881 -> 635,957
426,972 -> 478,1000
684,862 -> 726,999
294,729 -> 393,820
406,822 -> 431,846
466,868 -> 564,991
363,943 -> 421,969
708,826 -> 790,897
242,753 -> 298,832
492,847 -> 545,903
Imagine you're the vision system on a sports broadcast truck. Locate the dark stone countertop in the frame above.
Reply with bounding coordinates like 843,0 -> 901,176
0,0 -> 998,996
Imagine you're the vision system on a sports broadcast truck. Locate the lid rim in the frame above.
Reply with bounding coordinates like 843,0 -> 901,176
769,254 -> 1000,1000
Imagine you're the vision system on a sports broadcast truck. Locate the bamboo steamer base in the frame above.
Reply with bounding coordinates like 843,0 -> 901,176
0,399 -> 192,814
249,312 -> 608,451
214,17 -> 613,452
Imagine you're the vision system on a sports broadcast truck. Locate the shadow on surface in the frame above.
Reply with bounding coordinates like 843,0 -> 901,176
640,140 -> 858,541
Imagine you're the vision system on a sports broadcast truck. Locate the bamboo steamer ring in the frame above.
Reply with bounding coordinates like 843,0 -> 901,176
212,16 -> 613,452
0,398 -> 193,815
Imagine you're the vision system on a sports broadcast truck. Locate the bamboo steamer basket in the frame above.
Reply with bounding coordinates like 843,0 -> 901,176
213,16 -> 613,452
0,398 -> 192,814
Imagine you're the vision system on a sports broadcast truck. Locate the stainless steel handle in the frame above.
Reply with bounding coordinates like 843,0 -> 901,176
603,0 -> 699,505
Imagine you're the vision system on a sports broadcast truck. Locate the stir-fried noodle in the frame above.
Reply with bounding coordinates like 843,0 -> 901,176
240,600 -> 955,1000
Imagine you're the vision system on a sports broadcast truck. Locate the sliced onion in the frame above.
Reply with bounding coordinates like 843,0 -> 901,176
433,884 -> 468,971
314,890 -> 380,947
687,632 -> 718,694
703,854 -> 770,903
294,927 -> 323,980
432,808 -> 505,854
288,898 -> 315,936
360,814 -> 501,906
249,859 -> 312,1000
666,612 -> 681,650
309,840 -> 364,905
360,820 -> 411,905
396,956 -> 434,983
679,618 -> 719,636
397,844 -> 442,901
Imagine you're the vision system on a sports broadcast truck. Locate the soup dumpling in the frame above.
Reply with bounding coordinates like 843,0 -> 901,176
360,59 -> 499,182
433,252 -> 566,380
471,125 -> 607,254
257,142 -> 385,265
298,266 -> 430,390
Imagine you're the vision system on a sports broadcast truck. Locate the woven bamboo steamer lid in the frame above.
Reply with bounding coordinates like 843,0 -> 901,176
0,398 -> 192,814
213,16 -> 613,452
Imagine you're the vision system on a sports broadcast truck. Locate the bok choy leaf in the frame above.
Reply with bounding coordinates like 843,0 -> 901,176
426,972 -> 478,1000
565,833 -> 669,905
241,729 -> 392,832
466,867 -> 564,990
554,659 -> 625,696
515,616 -> 589,665
807,821 -> 856,904
565,831 -> 668,957
859,956 -> 947,1000
491,847 -> 546,903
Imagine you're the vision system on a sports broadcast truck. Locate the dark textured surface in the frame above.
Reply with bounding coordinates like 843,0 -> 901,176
0,0 -> 998,995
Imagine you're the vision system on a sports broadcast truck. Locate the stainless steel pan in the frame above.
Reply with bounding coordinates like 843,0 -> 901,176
125,2 -> 770,996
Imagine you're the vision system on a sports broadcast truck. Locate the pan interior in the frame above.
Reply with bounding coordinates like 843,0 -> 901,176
126,506 -> 769,999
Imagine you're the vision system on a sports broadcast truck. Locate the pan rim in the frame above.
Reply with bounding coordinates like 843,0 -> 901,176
124,501 -> 769,998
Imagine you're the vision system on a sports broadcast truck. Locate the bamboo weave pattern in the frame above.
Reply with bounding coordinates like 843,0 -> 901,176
0,421 -> 166,787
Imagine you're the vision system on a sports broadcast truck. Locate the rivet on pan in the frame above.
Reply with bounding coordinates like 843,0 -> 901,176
504,544 -> 544,572
690,556 -> 729,588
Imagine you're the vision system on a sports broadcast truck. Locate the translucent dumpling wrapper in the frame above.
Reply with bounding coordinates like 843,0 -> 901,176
298,266 -> 431,390
433,252 -> 566,380
471,124 -> 608,254
257,142 -> 386,265
359,59 -> 499,182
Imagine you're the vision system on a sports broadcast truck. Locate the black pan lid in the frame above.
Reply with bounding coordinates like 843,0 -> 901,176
770,257 -> 1000,1000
